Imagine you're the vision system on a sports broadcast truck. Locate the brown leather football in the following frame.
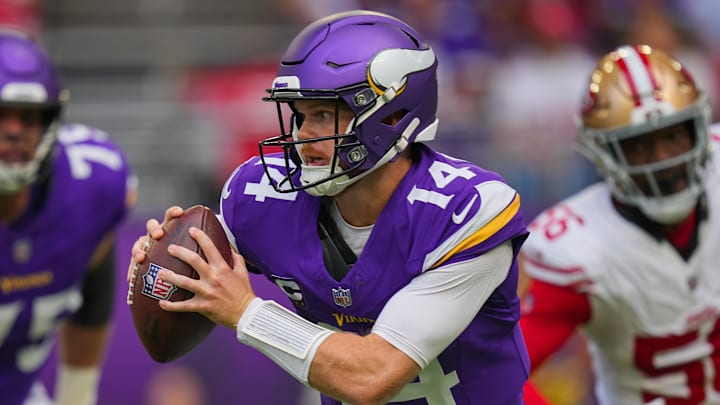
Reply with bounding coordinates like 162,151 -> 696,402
128,205 -> 232,363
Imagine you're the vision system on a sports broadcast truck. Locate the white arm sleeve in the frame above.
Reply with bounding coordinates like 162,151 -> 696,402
372,241 -> 513,368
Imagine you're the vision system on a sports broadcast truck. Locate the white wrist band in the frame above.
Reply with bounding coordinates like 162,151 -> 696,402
55,364 -> 100,405
237,298 -> 332,384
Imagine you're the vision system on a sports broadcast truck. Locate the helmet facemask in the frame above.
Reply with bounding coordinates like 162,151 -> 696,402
0,116 -> 59,194
579,45 -> 712,224
259,10 -> 439,197
0,32 -> 66,194
260,86 -> 370,196
584,105 -> 710,223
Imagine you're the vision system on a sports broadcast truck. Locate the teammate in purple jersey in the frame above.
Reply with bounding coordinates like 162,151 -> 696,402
130,10 -> 529,404
0,31 -> 136,405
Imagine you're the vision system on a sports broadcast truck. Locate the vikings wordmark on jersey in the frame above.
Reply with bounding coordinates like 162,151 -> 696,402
220,144 -> 529,405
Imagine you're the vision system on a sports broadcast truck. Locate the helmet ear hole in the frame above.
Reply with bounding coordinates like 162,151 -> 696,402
381,109 -> 408,126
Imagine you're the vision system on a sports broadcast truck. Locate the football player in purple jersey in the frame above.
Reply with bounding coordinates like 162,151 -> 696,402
0,30 -> 136,405
130,10 -> 529,404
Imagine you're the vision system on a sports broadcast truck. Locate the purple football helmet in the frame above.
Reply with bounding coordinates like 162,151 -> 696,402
260,10 -> 439,196
0,30 -> 67,193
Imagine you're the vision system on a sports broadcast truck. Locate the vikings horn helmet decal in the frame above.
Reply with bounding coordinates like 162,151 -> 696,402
260,10 -> 438,196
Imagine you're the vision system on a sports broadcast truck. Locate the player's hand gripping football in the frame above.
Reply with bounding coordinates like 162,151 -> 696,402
128,206 -> 257,329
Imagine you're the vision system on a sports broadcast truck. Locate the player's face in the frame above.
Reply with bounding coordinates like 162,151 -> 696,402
619,122 -> 693,196
293,99 -> 354,167
0,106 -> 44,165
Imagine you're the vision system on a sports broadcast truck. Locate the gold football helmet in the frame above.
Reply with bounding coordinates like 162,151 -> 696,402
579,44 -> 712,223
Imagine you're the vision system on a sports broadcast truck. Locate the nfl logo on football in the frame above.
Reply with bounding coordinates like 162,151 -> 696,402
142,263 -> 178,300
332,286 -> 352,308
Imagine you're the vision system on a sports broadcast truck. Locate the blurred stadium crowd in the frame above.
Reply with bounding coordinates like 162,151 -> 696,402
34,0 -> 720,220
4,0 -> 718,404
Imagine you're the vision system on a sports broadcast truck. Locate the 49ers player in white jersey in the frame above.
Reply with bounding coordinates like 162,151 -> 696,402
520,45 -> 720,405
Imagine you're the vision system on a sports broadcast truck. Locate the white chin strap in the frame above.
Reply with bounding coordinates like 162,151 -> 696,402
635,186 -> 701,224
0,129 -> 55,194
0,161 -> 38,194
301,162 -> 351,197
301,117 -> 434,197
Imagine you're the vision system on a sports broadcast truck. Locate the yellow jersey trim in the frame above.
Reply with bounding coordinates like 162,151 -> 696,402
431,193 -> 520,269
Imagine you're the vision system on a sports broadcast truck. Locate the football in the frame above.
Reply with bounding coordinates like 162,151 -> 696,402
128,205 -> 233,363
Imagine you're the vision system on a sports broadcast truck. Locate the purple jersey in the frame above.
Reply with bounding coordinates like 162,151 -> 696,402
0,124 -> 133,405
220,144 -> 529,404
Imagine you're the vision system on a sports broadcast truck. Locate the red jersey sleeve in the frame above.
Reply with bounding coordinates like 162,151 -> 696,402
520,279 -> 592,370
